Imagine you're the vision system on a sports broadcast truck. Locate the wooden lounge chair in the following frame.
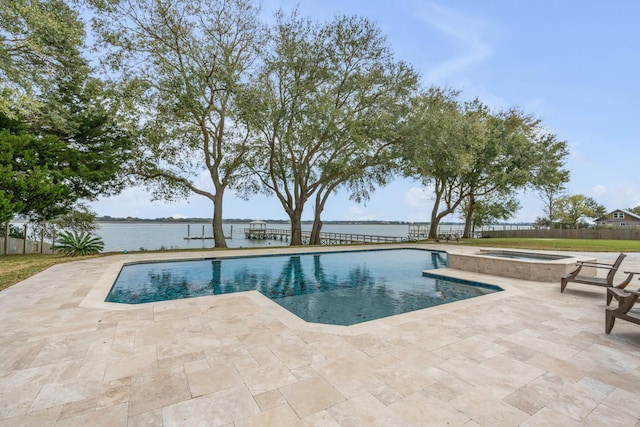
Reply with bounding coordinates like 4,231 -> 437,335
560,253 -> 626,293
606,271 -> 639,305
605,285 -> 640,333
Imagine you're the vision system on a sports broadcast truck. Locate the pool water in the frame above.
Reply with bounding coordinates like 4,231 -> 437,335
107,249 -> 501,325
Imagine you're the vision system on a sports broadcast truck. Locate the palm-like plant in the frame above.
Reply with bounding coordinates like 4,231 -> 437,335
56,231 -> 104,256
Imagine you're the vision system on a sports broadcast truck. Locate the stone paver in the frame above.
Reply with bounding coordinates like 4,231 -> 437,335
1,244 -> 639,426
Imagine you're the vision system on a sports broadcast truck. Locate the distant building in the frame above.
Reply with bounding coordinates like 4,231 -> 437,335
595,209 -> 640,227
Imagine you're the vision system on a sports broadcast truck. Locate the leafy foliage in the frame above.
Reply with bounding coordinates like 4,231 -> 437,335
0,223 -> 24,238
50,204 -> 98,234
554,194 -> 606,228
0,111 -> 132,223
92,0 -> 263,248
401,91 -> 513,237
0,0 -> 87,117
241,12 -> 418,244
0,127 -> 75,222
531,133 -> 570,225
1,0 -> 133,224
401,88 -> 570,238
55,231 -> 104,256
459,193 -> 521,234
627,206 -> 640,216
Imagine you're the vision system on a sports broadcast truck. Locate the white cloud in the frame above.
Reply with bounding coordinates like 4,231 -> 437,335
404,187 -> 432,209
345,205 -> 377,221
402,186 -> 435,222
591,185 -> 607,197
89,186 -> 212,219
415,3 -> 495,84
604,183 -> 640,211
90,187 -> 155,216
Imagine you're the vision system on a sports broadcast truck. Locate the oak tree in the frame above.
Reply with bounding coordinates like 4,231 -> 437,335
93,0 -> 263,248
554,194 -> 606,228
241,12 -> 417,245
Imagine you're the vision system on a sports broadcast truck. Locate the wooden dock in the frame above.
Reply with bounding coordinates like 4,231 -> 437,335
244,228 -> 404,245
184,224 -> 232,240
408,224 -> 430,240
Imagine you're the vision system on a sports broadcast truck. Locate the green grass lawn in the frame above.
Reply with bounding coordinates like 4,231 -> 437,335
0,254 -> 101,292
1,238 -> 638,292
461,238 -> 640,252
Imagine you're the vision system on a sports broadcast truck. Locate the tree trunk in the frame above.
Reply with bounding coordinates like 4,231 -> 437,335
289,208 -> 304,246
428,188 -> 443,239
428,181 -> 466,239
547,196 -> 554,228
212,190 -> 227,248
310,215 -> 323,245
310,192 -> 329,245
429,212 -> 442,239
462,195 -> 476,238
3,222 -> 8,255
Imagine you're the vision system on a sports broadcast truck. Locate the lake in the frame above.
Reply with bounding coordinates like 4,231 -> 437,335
95,222 -> 532,252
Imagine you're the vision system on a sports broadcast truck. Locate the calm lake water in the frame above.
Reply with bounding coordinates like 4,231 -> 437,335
95,222 -> 532,252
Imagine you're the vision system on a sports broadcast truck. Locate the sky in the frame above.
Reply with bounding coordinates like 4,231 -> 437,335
90,0 -> 640,223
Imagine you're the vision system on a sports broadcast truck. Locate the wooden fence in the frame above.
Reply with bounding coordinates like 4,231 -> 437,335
0,237 -> 55,255
482,228 -> 640,241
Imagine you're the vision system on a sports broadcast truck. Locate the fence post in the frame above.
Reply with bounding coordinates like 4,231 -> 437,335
3,223 -> 7,255
23,224 -> 27,254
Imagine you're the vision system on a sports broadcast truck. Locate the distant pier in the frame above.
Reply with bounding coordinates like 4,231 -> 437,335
184,224 -> 231,240
408,224 -> 430,240
243,227 -> 404,245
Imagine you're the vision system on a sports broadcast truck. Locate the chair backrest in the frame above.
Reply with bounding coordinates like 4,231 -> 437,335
606,253 -> 627,283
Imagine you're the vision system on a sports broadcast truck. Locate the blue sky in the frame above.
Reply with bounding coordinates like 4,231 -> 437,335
91,0 -> 640,222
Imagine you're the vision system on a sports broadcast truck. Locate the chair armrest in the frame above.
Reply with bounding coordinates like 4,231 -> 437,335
608,287 -> 631,298
576,261 -> 618,270
615,287 -> 640,297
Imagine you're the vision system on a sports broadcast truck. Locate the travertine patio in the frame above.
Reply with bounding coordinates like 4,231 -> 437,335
1,244 -> 639,426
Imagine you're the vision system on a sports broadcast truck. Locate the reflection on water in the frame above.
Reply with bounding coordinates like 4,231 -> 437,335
106,249 -> 499,325
431,251 -> 447,269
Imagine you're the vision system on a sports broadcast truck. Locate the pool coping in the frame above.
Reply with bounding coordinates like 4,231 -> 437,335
446,248 -> 596,282
80,244 -> 525,336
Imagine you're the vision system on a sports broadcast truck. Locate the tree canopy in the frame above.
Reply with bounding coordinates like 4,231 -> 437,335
92,0 -> 263,248
0,105 -> 131,224
459,191 -> 521,234
0,0 -> 87,118
400,88 -> 570,238
1,0 -> 132,226
627,206 -> 640,216
531,133 -> 570,226
554,194 -> 606,228
2,0 -> 577,239
240,12 -> 417,245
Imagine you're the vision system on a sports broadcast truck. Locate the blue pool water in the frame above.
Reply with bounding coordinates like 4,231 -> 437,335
107,249 -> 501,325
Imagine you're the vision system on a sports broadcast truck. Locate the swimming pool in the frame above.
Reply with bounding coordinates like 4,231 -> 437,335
107,249 -> 501,325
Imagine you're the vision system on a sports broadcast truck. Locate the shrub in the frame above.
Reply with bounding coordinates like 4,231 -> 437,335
56,231 -> 104,256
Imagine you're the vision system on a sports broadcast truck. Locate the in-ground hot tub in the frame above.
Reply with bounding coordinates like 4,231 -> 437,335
447,249 -> 596,282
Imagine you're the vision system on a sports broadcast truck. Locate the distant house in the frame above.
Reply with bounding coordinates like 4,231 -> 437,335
595,209 -> 640,227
